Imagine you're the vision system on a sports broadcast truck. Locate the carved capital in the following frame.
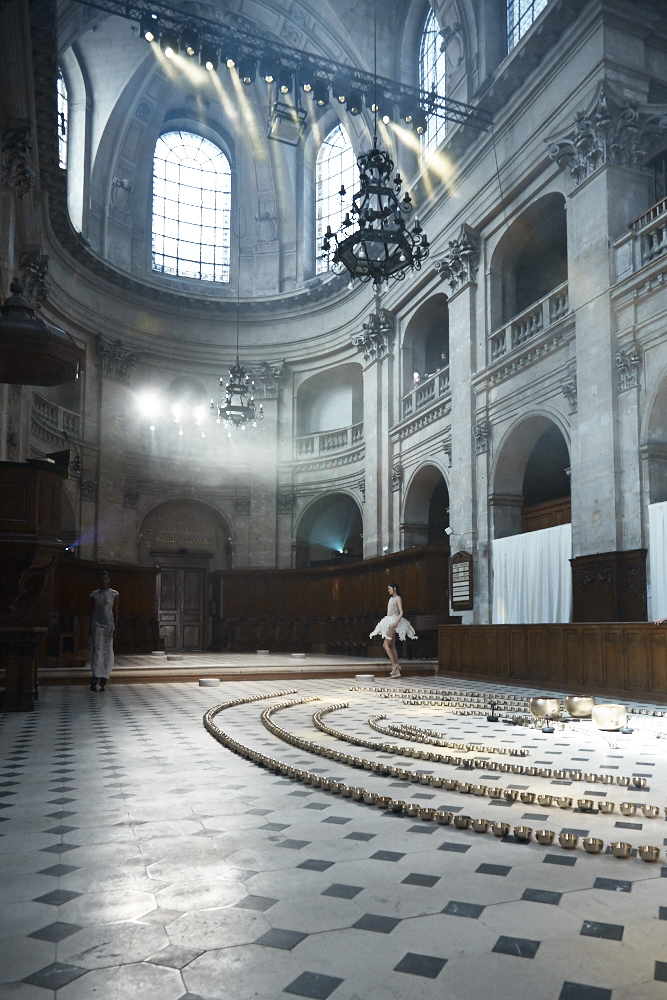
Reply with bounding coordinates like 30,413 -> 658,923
433,224 -> 479,294
547,84 -> 667,186
1,121 -> 35,197
233,496 -> 251,515
95,334 -> 140,384
442,435 -> 452,466
391,463 -> 402,492
560,374 -> 578,413
474,418 -> 491,455
18,250 -> 49,308
80,480 -> 98,503
358,478 -> 366,502
277,492 -> 297,514
251,360 -> 286,399
351,308 -> 395,365
123,488 -> 140,509
616,345 -> 642,392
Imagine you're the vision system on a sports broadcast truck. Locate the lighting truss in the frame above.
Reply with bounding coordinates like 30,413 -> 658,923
70,0 -> 493,134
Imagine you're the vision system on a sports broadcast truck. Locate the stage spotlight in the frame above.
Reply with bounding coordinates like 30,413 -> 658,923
160,28 -> 179,59
238,55 -> 256,85
332,73 -> 349,104
180,25 -> 199,58
412,108 -> 428,134
140,11 -> 159,42
346,89 -> 363,115
312,77 -> 329,106
399,98 -> 415,124
378,96 -> 394,124
260,51 -> 280,83
222,37 -> 239,69
278,66 -> 293,94
201,42 -> 218,72
300,67 -> 313,93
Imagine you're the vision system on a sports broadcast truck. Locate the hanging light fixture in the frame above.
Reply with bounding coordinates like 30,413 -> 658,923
210,209 -> 263,432
321,1 -> 429,287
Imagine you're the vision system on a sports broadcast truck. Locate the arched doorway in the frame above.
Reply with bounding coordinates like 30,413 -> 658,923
402,465 -> 450,548
295,493 -> 363,568
139,499 -> 232,650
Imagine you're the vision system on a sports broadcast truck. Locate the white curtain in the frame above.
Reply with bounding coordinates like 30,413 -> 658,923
492,523 -> 572,624
648,502 -> 667,621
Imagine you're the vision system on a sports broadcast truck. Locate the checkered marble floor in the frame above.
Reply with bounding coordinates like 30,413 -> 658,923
2,676 -> 667,999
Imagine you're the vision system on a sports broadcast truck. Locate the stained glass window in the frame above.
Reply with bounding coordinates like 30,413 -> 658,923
57,71 -> 68,169
152,130 -> 231,283
507,0 -> 550,51
420,9 -> 447,157
315,124 -> 356,275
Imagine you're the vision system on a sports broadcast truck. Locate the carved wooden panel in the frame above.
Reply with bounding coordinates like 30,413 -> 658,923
571,550 -> 647,623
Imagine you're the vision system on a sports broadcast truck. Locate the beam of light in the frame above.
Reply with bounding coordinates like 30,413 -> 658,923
150,42 -> 184,85
228,65 -> 266,161
207,67 -> 240,123
389,121 -> 457,199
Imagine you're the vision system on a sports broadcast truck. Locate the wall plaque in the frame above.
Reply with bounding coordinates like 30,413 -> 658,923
450,550 -> 473,611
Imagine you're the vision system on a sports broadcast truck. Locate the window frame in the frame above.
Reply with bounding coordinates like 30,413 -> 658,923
314,122 -> 356,276
506,0 -> 550,52
419,8 -> 447,158
57,69 -> 68,170
151,128 -> 232,285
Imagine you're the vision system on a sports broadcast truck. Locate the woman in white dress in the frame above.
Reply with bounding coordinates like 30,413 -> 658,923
369,583 -> 417,678
90,571 -> 119,692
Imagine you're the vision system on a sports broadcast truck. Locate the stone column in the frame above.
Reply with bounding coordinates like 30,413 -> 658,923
247,362 -> 285,568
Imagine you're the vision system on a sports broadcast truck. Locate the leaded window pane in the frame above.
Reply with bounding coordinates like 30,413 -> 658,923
315,124 -> 356,275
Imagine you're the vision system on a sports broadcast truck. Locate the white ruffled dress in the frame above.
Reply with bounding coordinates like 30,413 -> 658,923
369,596 -> 418,642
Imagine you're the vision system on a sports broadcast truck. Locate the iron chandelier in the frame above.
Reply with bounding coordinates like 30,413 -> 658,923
211,359 -> 263,430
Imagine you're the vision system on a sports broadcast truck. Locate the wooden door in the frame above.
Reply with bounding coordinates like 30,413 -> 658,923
158,567 -> 205,651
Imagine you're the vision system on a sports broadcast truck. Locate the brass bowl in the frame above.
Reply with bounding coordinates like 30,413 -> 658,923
350,788 -> 364,800
583,838 -> 604,854
524,767 -> 539,777
473,785 -> 487,796
410,772 -> 421,783
553,769 -> 567,780
520,792 -> 536,804
535,829 -> 555,845
578,799 -> 595,812
498,763 -> 511,773
569,770 -> 583,781
565,695 -> 596,718
557,797 -> 573,809
492,822 -> 510,837
311,778 -> 323,788
504,789 -> 519,802
633,777 -> 647,789
340,786 -> 352,798
376,796 -> 392,809
444,779 -> 458,790
642,805 -> 660,818
559,833 -> 579,849
597,801 -> 615,814
419,807 -> 435,821
487,761 -> 499,771
453,814 -> 471,829
620,802 -> 637,816
638,845 -> 661,862
363,792 -> 378,805
514,826 -> 533,842
488,787 -> 503,799
592,703 -> 627,731
616,776 -> 630,787
472,818 -> 491,833
431,777 -> 443,788
389,799 -> 404,812
538,795 -> 554,807
610,841 -> 632,858
598,775 -> 613,785
405,803 -> 420,817
584,773 -> 598,783
539,768 -> 553,778
435,810 -> 453,825
458,782 -> 472,793
419,774 -> 431,785
529,697 -> 561,719
321,779 -> 333,791
511,765 -> 524,774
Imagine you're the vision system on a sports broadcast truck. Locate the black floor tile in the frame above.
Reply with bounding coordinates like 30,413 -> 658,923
23,962 -> 87,990
561,828 -> 590,837
260,822 -> 290,831
43,825 -> 78,835
559,983 -> 612,1000
353,912 -> 400,934
246,808 -> 273,815
256,927 -> 308,950
33,889 -> 81,906
438,842 -> 470,853
284,970 -> 343,999
402,873 -> 440,888
659,906 -> 667,920
370,850 -> 404,862
305,802 -> 330,810
321,883 -> 363,899
297,859 -> 334,872
322,816 -> 351,825
37,864 -> 80,877
234,895 -> 279,912
615,821 -> 642,830
656,962 -> 667,982
442,900 -> 485,918
522,888 -> 562,905
407,824 -> 437,834
278,839 -> 310,849
40,842 -> 79,854
580,920 -> 623,941
394,952 -> 447,979
345,832 -> 375,842
492,935 -> 540,958
593,877 -> 632,893
476,863 -> 511,876
544,854 -> 577,867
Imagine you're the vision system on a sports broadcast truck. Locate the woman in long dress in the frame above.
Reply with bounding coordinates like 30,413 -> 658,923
369,583 -> 417,678
90,571 -> 118,692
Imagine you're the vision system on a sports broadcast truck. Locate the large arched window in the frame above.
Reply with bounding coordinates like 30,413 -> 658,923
57,70 -> 68,170
152,131 -> 231,283
420,9 -> 447,157
507,0 -> 550,51
315,124 -> 355,275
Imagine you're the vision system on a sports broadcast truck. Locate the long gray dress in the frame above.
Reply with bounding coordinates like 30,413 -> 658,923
90,588 -> 118,678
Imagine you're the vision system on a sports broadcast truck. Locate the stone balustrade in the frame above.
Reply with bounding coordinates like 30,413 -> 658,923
294,421 -> 363,460
32,392 -> 81,439
615,197 -> 667,280
402,367 -> 450,419
489,282 -> 569,363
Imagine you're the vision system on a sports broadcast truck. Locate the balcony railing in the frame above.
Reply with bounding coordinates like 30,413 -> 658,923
489,282 -> 569,363
402,367 -> 450,419
32,393 -> 81,439
615,198 -> 667,279
294,422 -> 363,460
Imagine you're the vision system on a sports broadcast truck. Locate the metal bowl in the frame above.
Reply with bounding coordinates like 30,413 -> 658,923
616,776 -> 630,787
492,821 -> 510,837
514,826 -> 533,842
633,777 -> 647,789
557,797 -> 573,809
591,703 -> 627,731
376,796 -> 392,809
598,801 -> 615,814
600,775 -> 614,785
419,807 -> 435,821
565,695 -> 596,718
583,838 -> 604,854
520,792 -> 536,804
404,803 -> 420,817
569,770 -> 583,781
488,787 -> 503,798
538,795 -> 554,807
539,768 -> 553,778
610,841 -> 632,858
524,767 -> 539,777
529,697 -> 561,719
443,779 -> 458,790
642,805 -> 660,818
553,769 -> 567,780
535,829 -> 555,845
620,802 -> 637,816
504,789 -> 519,802
458,782 -> 472,793
453,814 -> 471,829
389,799 -> 404,812
435,810 -> 453,825
584,773 -> 598,783
578,799 -> 595,812
472,818 -> 491,833
472,785 -> 487,796
559,832 -> 579,849
638,845 -> 661,862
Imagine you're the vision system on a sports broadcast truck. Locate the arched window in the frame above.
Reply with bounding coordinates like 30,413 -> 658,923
507,0 -> 550,51
420,9 -> 447,156
57,71 -> 68,170
152,130 -> 231,283
315,124 -> 356,275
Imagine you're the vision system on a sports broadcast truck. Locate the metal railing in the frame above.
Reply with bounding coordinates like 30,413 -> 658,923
294,422 -> 363,460
489,282 -> 569,363
402,367 -> 450,419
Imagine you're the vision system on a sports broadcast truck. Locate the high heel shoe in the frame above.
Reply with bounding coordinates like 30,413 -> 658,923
389,667 -> 401,678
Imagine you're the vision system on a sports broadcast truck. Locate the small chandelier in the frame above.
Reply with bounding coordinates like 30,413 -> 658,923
322,139 -> 429,287
211,359 -> 263,430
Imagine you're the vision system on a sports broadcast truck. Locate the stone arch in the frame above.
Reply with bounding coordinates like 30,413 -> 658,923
491,413 -> 571,538
296,363 -> 363,436
402,463 -> 450,548
489,192 -> 568,330
138,497 -> 233,571
294,492 -> 363,568
642,364 -> 667,503
402,293 -> 449,394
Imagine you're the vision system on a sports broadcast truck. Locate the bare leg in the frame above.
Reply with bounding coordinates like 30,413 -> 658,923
384,637 -> 400,676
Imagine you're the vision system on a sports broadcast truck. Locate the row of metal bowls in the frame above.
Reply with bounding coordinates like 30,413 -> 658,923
530,696 -> 629,730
